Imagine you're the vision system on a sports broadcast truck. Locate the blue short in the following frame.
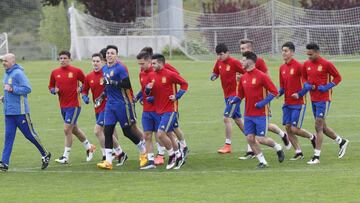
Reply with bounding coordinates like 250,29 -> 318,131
224,96 -> 241,119
95,111 -> 105,126
312,101 -> 330,119
104,102 -> 137,127
282,104 -> 306,128
142,111 -> 161,132
158,112 -> 178,133
244,116 -> 268,136
61,107 -> 81,125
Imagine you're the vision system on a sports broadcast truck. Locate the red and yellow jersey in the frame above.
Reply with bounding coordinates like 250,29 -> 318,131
237,68 -> 278,116
255,57 -> 269,74
139,68 -> 156,112
279,59 -> 306,105
303,57 -> 342,102
212,56 -> 245,98
49,65 -> 85,108
151,68 -> 188,114
82,69 -> 106,113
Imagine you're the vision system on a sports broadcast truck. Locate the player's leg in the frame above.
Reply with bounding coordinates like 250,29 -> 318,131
255,116 -> 285,163
218,97 -> 240,154
94,113 -> 106,160
268,123 -> 291,150
111,128 -> 128,166
285,105 -> 304,160
140,111 -> 157,169
0,116 -> 17,171
307,102 -> 324,164
17,114 -> 51,169
55,108 -> 75,164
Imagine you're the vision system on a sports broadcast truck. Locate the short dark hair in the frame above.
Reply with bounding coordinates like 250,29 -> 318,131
151,53 -> 166,64
58,50 -> 71,58
215,43 -> 228,54
92,53 -> 103,60
306,43 -> 320,51
99,48 -> 107,59
240,39 -> 254,46
141,47 -> 153,56
282,42 -> 295,52
136,51 -> 152,60
242,51 -> 257,63
106,45 -> 118,54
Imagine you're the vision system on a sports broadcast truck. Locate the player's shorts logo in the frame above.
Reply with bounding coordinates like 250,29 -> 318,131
162,77 -> 166,83
317,65 -> 322,71
68,72 -> 73,78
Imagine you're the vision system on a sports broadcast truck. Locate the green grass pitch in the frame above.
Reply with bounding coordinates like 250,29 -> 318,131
0,58 -> 359,202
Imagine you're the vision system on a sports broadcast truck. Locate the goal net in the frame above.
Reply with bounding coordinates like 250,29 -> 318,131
0,33 -> 9,57
69,1 -> 360,61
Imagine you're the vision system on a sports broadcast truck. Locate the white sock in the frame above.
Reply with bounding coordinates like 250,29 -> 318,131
295,149 -> 302,154
82,139 -> 91,150
247,144 -> 252,152
309,134 -> 315,140
256,153 -> 267,165
314,149 -> 321,157
101,148 -> 106,156
63,147 -> 71,158
278,130 -> 285,138
147,153 -> 154,161
157,142 -> 165,155
273,143 -> 282,151
179,140 -> 187,148
335,135 -> 342,144
175,149 -> 182,158
113,146 -> 123,156
167,148 -> 174,156
105,148 -> 113,163
137,141 -> 146,154
225,139 -> 231,145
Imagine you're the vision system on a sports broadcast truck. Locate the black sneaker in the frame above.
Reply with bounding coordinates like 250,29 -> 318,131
307,155 -> 320,165
0,161 -> 8,172
277,150 -> 285,163
41,152 -> 51,170
174,155 -> 185,170
311,134 -> 317,149
182,146 -> 189,160
338,139 -> 349,158
238,151 -> 255,160
282,133 -> 292,150
256,162 -> 268,169
166,154 -> 176,170
102,156 -> 106,161
289,152 -> 304,161
116,152 -> 128,166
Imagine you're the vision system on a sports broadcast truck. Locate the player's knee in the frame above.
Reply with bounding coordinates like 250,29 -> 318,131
246,135 -> 256,143
290,126 -> 299,134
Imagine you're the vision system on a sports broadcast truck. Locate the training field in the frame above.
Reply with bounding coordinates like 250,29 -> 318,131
0,58 -> 359,202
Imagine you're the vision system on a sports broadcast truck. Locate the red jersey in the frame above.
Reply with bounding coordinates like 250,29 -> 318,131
212,56 -> 245,98
279,59 -> 306,105
164,63 -> 180,75
255,57 -> 268,74
49,65 -> 85,108
82,69 -> 106,113
237,68 -> 278,116
139,68 -> 156,112
302,57 -> 342,102
151,68 -> 188,114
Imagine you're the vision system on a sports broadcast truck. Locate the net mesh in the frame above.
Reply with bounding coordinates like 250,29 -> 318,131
70,0 -> 360,61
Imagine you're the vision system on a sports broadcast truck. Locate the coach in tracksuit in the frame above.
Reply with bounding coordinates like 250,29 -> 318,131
0,53 -> 51,172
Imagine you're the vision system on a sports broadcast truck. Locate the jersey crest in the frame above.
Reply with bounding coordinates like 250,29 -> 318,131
290,68 -> 294,75
162,77 -> 167,83
226,64 -> 231,71
100,78 -> 104,85
110,70 -> 114,77
252,78 -> 257,85
90,80 -> 94,84
68,72 -> 73,78
7,78 -> 12,84
317,65 -> 323,71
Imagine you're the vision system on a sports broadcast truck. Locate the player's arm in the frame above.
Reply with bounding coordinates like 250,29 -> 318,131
169,73 -> 188,101
318,62 -> 342,92
278,67 -> 285,98
293,64 -> 312,98
210,61 -> 219,81
48,71 -> 58,95
7,72 -> 32,95
77,69 -> 86,93
229,80 -> 244,104
255,76 -> 278,109
81,77 -> 90,104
